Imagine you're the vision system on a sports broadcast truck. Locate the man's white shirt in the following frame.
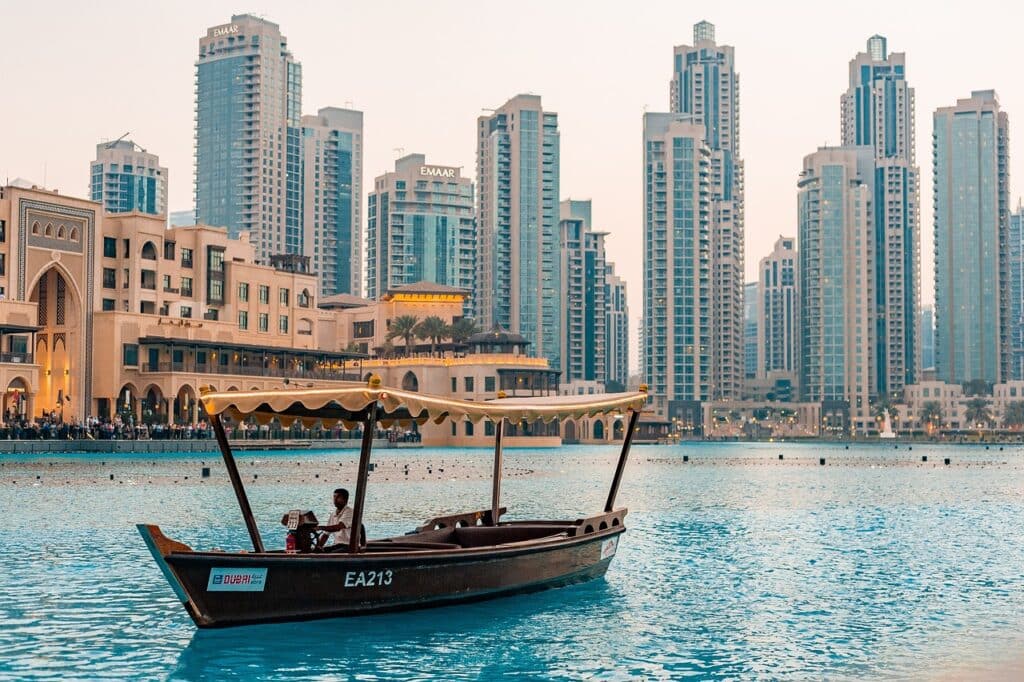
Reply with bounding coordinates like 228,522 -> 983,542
327,505 -> 353,545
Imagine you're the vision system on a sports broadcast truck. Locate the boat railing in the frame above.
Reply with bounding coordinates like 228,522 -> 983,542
415,507 -> 506,532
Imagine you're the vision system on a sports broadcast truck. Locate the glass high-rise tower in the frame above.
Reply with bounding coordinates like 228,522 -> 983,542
670,21 -> 744,400
367,154 -> 474,306
933,90 -> 1010,385
798,147 -> 876,434
643,112 -> 711,415
90,139 -> 167,217
302,107 -> 363,297
195,15 -> 303,263
840,35 -> 921,400
476,94 -> 561,368
559,200 -> 606,384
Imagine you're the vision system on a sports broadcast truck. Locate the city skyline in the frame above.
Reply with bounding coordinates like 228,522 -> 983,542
5,1 -> 1024,371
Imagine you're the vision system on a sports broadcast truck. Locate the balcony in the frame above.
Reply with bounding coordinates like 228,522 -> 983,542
141,360 -> 361,382
0,352 -> 33,364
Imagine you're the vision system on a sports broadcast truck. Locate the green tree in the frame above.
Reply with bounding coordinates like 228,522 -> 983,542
605,379 -> 626,393
1002,401 -> 1024,428
963,379 -> 992,396
964,397 -> 993,428
387,315 -> 420,356
920,400 -> 943,430
414,316 -> 450,357
449,317 -> 481,344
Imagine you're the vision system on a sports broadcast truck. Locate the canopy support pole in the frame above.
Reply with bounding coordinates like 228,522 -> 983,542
605,409 -> 641,512
490,418 -> 505,526
211,413 -> 264,553
349,406 -> 378,553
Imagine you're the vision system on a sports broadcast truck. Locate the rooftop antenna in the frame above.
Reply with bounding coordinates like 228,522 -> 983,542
106,132 -> 131,149
393,147 -> 405,157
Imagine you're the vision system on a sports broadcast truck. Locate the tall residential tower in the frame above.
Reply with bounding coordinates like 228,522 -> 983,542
195,15 -> 303,262
476,94 -> 561,367
301,107 -> 364,297
757,236 -> 798,383
367,154 -> 475,305
840,35 -> 921,399
559,200 -> 606,384
933,90 -> 1010,385
670,21 -> 744,400
90,139 -> 167,217
643,112 -> 711,417
798,147 -> 876,433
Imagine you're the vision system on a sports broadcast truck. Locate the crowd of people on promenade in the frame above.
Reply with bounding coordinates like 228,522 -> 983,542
0,410 -> 422,442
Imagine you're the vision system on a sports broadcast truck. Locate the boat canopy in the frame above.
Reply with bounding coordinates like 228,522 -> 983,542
199,383 -> 648,429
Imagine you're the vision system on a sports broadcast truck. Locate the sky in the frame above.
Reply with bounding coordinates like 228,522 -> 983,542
2,0 -> 1021,370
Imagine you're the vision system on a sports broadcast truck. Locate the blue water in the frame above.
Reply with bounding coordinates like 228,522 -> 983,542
1,442 -> 1023,680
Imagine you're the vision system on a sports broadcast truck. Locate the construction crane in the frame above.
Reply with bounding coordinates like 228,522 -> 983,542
105,133 -> 146,153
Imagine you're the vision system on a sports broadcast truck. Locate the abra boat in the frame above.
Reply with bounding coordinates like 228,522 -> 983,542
138,379 -> 647,628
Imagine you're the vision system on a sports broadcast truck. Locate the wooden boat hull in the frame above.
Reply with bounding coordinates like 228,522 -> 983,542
140,522 -> 625,628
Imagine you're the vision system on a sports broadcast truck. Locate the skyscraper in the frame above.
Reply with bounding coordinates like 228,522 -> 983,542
758,236 -> 798,381
670,21 -> 744,400
302,107 -> 364,297
90,139 -> 167,216
366,154 -> 474,305
643,112 -> 711,410
476,94 -> 561,367
605,263 -> 629,390
195,15 -> 303,262
744,282 -> 758,381
921,304 -> 935,371
559,200 -> 606,384
1010,204 -> 1024,379
933,91 -> 1010,385
840,35 -> 921,399
798,147 -> 875,433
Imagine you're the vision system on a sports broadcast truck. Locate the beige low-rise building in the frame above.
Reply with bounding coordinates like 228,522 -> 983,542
0,182 -> 570,446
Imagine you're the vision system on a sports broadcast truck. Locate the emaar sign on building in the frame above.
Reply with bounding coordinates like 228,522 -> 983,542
419,166 -> 457,179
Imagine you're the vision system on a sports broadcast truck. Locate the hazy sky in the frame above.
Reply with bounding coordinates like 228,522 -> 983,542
3,0 -> 1020,364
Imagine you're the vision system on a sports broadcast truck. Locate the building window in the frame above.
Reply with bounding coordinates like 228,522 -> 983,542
180,306 -> 192,319
102,298 -> 115,311
451,377 -> 457,392
238,311 -> 248,330
207,246 -> 225,304
0,220 -> 5,243
259,285 -> 270,304
258,313 -> 269,332
204,309 -> 219,321
238,283 -> 249,302
485,421 -> 495,436
181,248 -> 193,268
464,376 -> 474,392
122,343 -> 139,366
102,268 -> 116,289
163,241 -> 175,260
0,253 -> 5,276
181,277 -> 193,298
123,239 -> 131,258
279,288 -> 289,305
162,274 -> 172,291
485,376 -> 496,393
103,237 -> 117,258
123,268 -> 130,288
279,315 -> 289,334
353,320 -> 374,338
297,289 -> 310,307
464,421 -> 474,436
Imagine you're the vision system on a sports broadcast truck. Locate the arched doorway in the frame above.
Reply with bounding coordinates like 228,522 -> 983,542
29,266 -> 81,420
117,383 -> 140,424
593,420 -> 605,441
141,385 -> 165,425
402,371 -> 419,392
174,385 -> 197,425
3,377 -> 31,422
612,419 -> 624,440
563,420 -> 577,443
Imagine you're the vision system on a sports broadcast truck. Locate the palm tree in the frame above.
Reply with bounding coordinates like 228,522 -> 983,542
414,316 -> 450,357
964,397 -> 993,428
1003,401 -> 1024,429
387,315 -> 420,356
920,400 -> 943,431
449,317 -> 480,345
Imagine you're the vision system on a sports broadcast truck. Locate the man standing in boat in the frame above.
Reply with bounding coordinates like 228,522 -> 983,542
317,488 -> 353,551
